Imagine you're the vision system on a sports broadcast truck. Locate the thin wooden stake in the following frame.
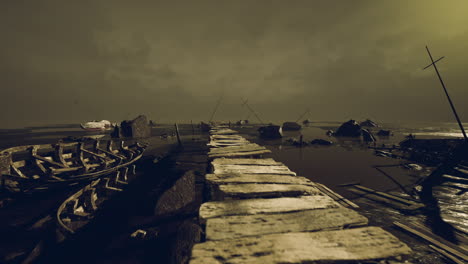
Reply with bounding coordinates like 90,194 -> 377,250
175,123 -> 182,147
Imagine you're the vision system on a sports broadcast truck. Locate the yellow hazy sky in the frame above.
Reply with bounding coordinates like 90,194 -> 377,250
1,0 -> 468,127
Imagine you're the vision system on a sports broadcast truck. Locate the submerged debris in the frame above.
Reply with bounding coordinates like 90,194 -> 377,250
377,130 -> 392,137
282,122 -> 302,131
334,120 -> 362,137
310,139 -> 333,146
362,129 -> 376,142
402,164 -> 423,171
258,125 -> 282,139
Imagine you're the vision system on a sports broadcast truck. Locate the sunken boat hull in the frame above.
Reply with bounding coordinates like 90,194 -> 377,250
0,139 -> 147,193
258,125 -> 283,139
282,122 -> 302,131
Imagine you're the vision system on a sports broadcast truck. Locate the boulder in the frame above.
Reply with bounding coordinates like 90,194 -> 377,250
334,120 -> 362,137
282,122 -> 302,131
360,119 -> 378,127
115,115 -> 151,138
154,170 -> 196,216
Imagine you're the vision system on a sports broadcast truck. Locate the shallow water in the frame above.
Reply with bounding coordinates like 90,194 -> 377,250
237,122 -> 467,256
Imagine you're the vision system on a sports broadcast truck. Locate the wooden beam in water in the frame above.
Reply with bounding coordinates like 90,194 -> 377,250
394,221 -> 468,262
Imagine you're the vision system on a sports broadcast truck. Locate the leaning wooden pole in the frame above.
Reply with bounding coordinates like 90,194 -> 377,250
424,46 -> 467,141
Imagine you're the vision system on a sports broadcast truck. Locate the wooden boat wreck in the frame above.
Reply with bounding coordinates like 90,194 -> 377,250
56,165 -> 136,237
0,139 -> 147,193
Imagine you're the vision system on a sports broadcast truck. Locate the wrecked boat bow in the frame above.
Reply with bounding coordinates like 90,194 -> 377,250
0,139 -> 147,193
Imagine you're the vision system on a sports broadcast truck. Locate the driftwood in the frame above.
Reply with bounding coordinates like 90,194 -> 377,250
314,183 -> 359,208
348,185 -> 423,211
394,221 -> 468,262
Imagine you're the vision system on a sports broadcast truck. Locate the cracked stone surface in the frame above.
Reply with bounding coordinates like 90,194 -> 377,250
206,173 -> 315,186
213,183 -> 322,199
199,196 -> 340,220
190,226 -> 412,264
205,207 -> 368,240
211,158 -> 283,166
212,164 -> 296,176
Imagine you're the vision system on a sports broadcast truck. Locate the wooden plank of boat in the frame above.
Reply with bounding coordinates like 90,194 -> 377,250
209,149 -> 272,158
212,164 -> 296,176
190,226 -> 412,264
208,144 -> 268,154
212,183 -> 322,199
199,196 -> 340,220
205,207 -> 368,240
206,173 -> 315,186
211,158 -> 283,166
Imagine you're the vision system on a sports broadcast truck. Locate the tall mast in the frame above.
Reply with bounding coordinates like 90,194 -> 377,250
208,95 -> 223,123
241,98 -> 265,125
423,46 -> 467,141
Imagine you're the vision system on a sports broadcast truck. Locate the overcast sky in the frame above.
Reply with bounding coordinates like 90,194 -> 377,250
1,0 -> 468,128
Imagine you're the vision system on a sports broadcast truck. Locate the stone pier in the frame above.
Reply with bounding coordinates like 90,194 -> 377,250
189,126 -> 412,263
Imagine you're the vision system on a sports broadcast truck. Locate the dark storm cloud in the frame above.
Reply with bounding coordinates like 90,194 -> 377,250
1,0 -> 468,127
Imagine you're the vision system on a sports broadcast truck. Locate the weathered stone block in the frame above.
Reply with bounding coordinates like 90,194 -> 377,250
212,183 -> 322,200
119,115 -> 151,138
206,173 -> 315,185
154,171 -> 196,216
206,207 -> 368,240
199,196 -> 340,220
170,220 -> 203,264
190,227 -> 412,264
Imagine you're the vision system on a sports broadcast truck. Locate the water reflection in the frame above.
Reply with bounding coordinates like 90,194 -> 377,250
239,124 -> 467,247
